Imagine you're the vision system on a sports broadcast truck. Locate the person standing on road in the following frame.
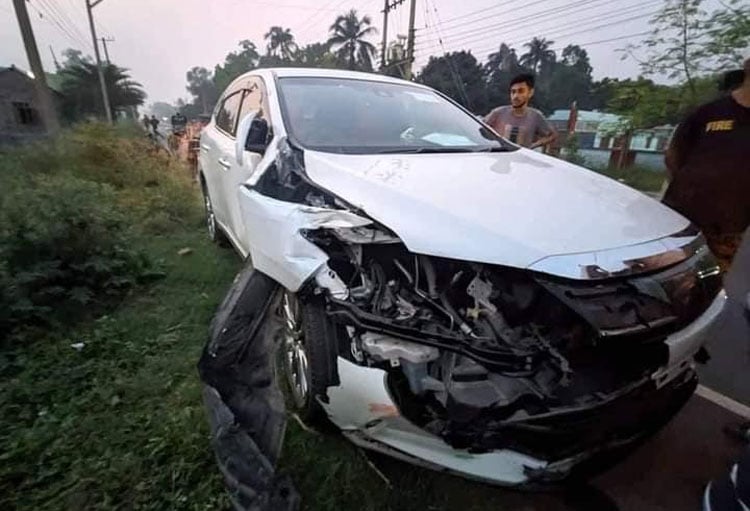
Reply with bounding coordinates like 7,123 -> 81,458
484,73 -> 557,150
149,115 -> 160,136
142,114 -> 150,131
664,57 -> 750,272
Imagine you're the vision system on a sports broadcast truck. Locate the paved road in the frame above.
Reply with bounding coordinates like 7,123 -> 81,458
699,229 -> 750,405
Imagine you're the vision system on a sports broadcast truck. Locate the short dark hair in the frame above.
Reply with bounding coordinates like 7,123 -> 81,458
510,73 -> 535,90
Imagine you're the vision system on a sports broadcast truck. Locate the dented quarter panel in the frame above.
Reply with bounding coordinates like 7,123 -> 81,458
237,188 -> 372,291
301,149 -> 689,271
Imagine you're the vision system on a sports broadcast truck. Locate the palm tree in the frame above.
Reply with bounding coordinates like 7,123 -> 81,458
60,62 -> 145,120
264,26 -> 297,60
519,37 -> 556,73
326,10 -> 378,71
486,43 -> 518,74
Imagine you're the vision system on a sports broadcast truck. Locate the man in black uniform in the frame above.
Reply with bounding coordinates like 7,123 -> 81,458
691,58 -> 750,511
664,57 -> 750,271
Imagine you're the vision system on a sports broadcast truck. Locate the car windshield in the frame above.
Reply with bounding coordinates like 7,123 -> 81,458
277,76 -> 516,154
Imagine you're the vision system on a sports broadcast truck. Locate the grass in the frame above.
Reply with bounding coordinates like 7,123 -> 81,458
0,227 -> 240,510
589,165 -> 667,194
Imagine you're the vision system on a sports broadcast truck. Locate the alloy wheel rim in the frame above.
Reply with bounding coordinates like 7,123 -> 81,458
204,193 -> 216,239
281,292 -> 309,406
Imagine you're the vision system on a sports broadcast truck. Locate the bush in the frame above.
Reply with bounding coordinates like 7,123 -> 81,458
0,174 -> 151,339
0,121 -> 199,341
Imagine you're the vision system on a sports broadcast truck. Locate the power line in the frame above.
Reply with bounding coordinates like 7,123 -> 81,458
416,0 -> 612,47
28,0 -> 90,49
463,10 -> 656,59
414,4 -> 658,58
43,0 -> 89,43
424,0 -> 471,106
296,0 -> 350,39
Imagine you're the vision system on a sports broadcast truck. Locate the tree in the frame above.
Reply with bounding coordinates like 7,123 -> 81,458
623,0 -> 710,99
212,40 -> 260,94
186,66 -> 218,114
703,0 -> 750,68
486,43 -> 519,74
59,60 -> 145,120
519,37 -> 556,74
293,42 -> 339,68
264,26 -> 297,60
624,0 -> 749,98
606,78 -> 682,128
561,45 -> 592,76
61,48 -> 92,68
327,10 -> 378,71
485,43 -> 527,109
418,51 -> 488,113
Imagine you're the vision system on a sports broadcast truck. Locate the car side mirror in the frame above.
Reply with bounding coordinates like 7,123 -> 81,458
245,118 -> 269,155
235,110 -> 269,164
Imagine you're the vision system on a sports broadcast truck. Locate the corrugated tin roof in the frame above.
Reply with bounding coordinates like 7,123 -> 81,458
548,109 -> 624,123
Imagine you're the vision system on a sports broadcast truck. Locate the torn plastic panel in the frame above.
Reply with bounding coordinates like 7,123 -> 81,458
198,264 -> 299,511
237,187 -> 372,292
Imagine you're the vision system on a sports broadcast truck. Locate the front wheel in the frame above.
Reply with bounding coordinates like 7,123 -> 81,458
279,291 -> 338,424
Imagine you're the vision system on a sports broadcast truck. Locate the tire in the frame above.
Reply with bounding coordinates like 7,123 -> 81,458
279,291 -> 338,424
200,178 -> 229,247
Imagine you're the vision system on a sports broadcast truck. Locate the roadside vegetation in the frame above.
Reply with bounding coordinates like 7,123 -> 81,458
0,124 -> 239,509
1,124 -> 657,510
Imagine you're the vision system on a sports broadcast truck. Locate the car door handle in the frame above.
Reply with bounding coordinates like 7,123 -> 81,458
201,143 -> 210,152
217,157 -> 232,170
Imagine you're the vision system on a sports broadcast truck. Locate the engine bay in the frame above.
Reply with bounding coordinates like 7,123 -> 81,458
304,226 -> 721,456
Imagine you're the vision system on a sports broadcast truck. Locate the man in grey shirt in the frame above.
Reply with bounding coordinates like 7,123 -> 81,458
484,73 -> 557,150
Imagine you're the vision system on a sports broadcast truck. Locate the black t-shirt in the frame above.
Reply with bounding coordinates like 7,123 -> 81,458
663,95 -> 750,233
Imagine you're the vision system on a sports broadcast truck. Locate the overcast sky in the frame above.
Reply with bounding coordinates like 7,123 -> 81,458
1,0 -> 725,105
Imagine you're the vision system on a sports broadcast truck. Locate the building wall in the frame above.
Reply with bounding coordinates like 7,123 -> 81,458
0,69 -> 47,145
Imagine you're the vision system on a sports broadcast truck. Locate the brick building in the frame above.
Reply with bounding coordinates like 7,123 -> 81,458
0,65 -> 62,146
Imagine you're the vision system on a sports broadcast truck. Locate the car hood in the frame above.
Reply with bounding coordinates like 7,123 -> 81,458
302,148 -> 689,271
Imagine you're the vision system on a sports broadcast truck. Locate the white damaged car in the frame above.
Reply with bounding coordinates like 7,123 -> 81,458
197,68 -> 726,497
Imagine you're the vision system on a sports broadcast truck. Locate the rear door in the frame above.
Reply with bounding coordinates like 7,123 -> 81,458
223,77 -> 273,254
206,82 -> 245,243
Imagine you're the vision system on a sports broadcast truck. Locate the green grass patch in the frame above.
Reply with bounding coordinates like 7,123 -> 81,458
590,165 -> 667,193
1,227 -> 241,510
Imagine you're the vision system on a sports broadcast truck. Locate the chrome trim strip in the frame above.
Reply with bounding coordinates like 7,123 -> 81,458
527,232 -> 706,280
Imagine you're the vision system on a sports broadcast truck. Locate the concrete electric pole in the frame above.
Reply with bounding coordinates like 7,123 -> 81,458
12,0 -> 60,134
380,0 -> 407,72
100,37 -> 115,64
405,0 -> 417,80
86,0 -> 113,123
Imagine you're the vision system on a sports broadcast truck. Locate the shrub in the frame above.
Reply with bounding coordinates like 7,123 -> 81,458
0,173 -> 152,340
0,121 -> 200,341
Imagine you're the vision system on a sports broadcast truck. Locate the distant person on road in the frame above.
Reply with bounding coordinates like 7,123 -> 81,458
171,111 -> 187,133
484,73 -> 557,150
664,57 -> 750,272
142,114 -> 150,131
149,115 -> 160,136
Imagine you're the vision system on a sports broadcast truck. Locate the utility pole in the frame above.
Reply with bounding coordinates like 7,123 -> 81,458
86,0 -> 113,123
12,0 -> 60,134
49,45 -> 61,71
405,0 -> 417,80
380,0 -> 406,71
380,0 -> 389,69
100,37 -> 115,64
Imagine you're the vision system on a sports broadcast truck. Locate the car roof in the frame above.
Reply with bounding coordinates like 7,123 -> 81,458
253,67 -> 429,89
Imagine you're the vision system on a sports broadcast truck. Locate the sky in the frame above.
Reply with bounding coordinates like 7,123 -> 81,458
1,0 -> 725,106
